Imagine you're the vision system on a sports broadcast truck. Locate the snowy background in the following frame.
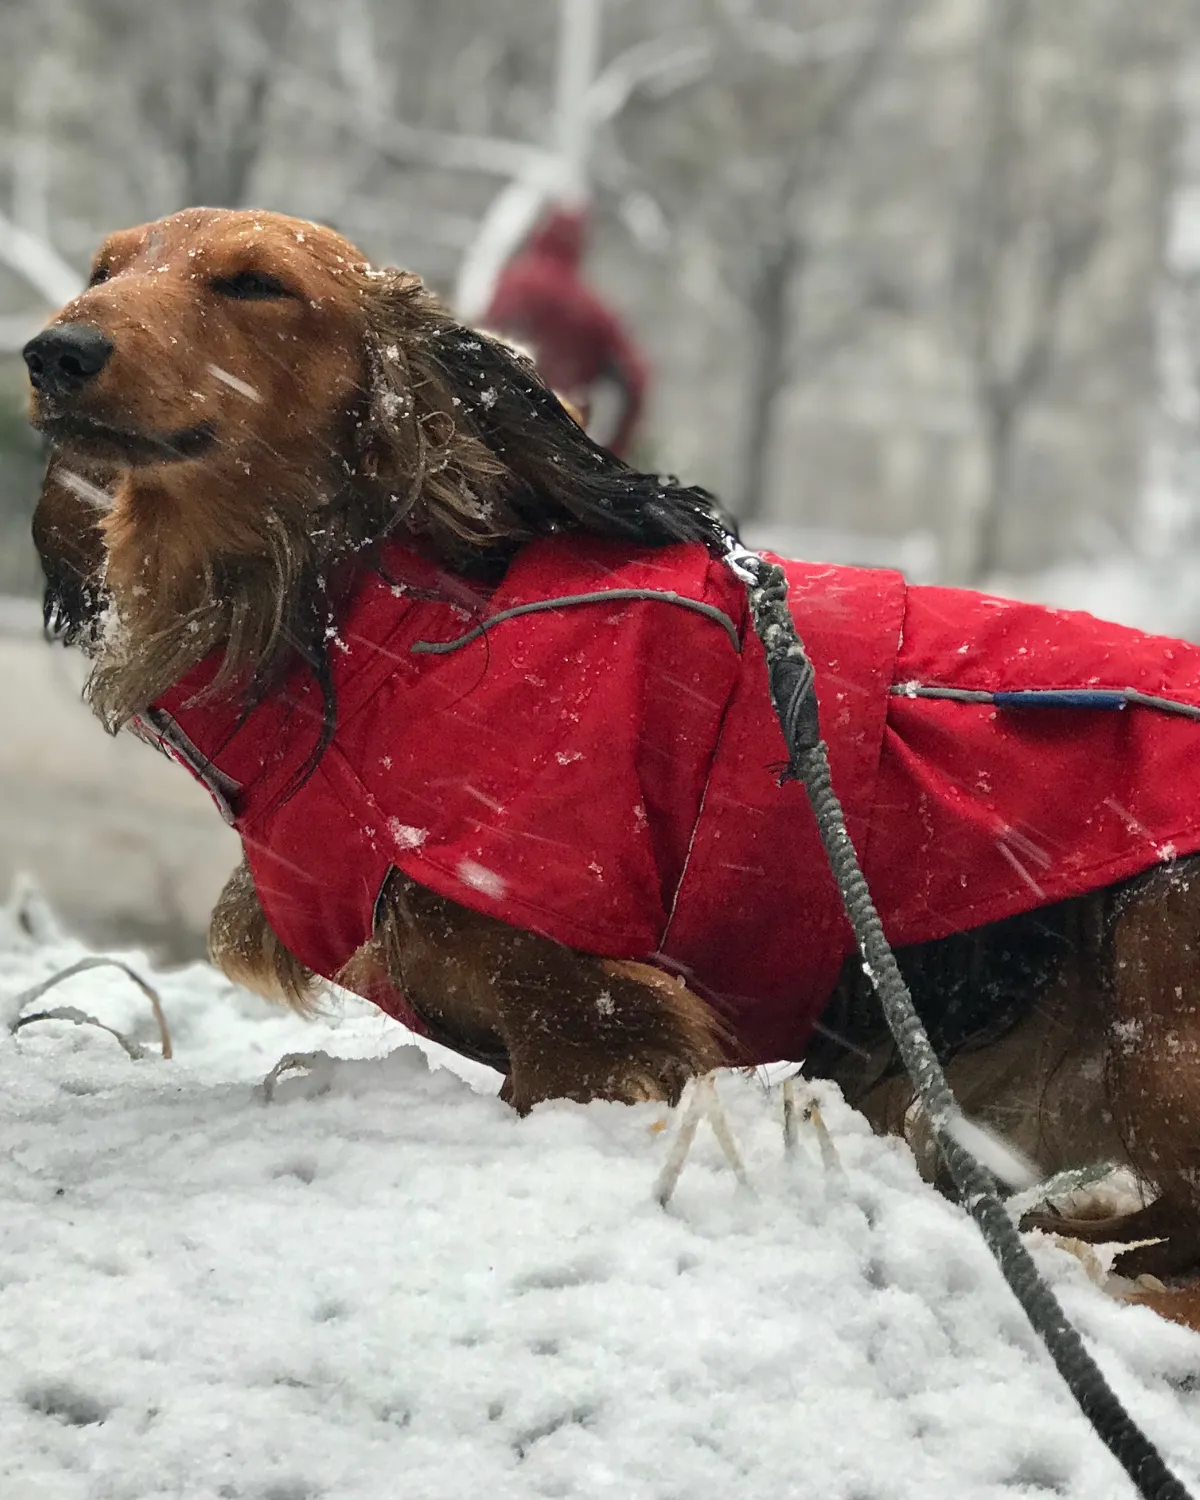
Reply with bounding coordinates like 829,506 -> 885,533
5,6 -> 1200,1493
2,890 -> 1200,1500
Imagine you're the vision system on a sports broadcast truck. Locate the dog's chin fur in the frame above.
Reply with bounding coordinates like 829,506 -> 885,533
34,454 -> 110,648
71,266 -> 730,765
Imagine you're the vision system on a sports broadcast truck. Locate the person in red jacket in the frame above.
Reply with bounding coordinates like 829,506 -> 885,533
482,207 -> 648,458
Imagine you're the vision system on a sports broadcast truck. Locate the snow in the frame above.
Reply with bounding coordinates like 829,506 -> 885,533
2,896 -> 1200,1499
387,818 -> 428,852
457,858 -> 507,899
206,364 -> 263,404
54,468 -> 114,513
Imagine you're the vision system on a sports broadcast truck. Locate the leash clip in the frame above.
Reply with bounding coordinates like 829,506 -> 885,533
721,541 -> 763,587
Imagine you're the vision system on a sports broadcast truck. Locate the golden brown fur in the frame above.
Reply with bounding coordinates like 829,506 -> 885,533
208,856 -> 319,1014
345,873 -> 727,1111
26,209 -> 1200,1274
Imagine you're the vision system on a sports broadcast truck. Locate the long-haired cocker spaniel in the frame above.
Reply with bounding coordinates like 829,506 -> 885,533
27,209 -> 1200,1279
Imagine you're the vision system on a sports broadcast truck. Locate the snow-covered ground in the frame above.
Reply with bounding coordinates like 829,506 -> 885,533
2,891 -> 1199,1500
0,617 -> 237,958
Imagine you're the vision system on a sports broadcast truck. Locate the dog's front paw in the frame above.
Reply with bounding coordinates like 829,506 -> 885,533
501,1056 -> 695,1113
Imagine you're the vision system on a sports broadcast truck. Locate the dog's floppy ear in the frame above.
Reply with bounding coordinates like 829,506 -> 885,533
356,268 -> 736,569
32,453 -> 111,648
429,324 -> 736,548
354,270 -> 512,568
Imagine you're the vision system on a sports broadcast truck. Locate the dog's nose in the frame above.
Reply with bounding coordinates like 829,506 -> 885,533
23,324 -> 114,399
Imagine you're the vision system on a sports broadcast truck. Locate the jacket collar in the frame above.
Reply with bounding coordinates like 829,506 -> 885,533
142,542 -> 492,825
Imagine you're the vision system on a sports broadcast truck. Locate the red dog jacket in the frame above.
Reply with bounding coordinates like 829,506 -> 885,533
147,538 -> 1200,1063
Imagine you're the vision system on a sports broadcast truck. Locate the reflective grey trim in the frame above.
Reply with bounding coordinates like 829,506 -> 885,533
889,683 -> 994,704
410,588 -> 743,656
890,681 -> 1200,723
142,707 -> 241,825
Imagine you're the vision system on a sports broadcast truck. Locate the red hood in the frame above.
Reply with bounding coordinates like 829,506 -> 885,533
524,208 -> 588,266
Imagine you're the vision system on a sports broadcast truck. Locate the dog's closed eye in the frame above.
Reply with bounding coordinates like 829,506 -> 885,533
210,270 -> 293,301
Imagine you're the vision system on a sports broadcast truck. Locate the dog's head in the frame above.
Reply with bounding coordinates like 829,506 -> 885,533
25,211 -> 366,469
25,208 -> 730,728
26,210 -> 392,615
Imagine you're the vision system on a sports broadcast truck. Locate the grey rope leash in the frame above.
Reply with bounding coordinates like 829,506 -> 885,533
725,543 -> 1193,1500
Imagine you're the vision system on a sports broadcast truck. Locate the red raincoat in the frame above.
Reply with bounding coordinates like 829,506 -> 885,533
482,209 -> 647,457
147,538 -> 1200,1064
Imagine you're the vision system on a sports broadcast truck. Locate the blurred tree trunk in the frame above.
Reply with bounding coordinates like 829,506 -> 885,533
713,0 -> 911,526
175,51 -> 276,208
972,394 -> 1017,582
954,0 -> 1132,582
738,236 -> 799,521
104,0 -> 292,209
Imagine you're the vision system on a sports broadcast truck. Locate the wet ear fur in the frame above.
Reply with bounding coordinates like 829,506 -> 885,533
356,268 -> 734,575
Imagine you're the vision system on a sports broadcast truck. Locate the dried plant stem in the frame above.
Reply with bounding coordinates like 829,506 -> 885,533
7,957 -> 172,1059
656,1073 -> 749,1206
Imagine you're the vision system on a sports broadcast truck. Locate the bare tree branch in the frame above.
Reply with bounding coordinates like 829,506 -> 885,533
272,64 -> 551,181
0,209 -> 81,306
954,0 -> 1128,580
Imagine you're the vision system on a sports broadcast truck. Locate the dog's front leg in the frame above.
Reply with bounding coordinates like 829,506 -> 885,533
491,948 -> 727,1113
208,855 -> 318,1011
353,873 -> 727,1112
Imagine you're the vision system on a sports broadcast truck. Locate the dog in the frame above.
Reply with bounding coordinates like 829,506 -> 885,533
26,208 -> 1200,1279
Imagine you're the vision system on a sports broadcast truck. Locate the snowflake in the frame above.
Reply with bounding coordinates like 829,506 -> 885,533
457,860 -> 506,899
388,819 -> 427,851
380,390 -> 413,421
456,486 -> 494,521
